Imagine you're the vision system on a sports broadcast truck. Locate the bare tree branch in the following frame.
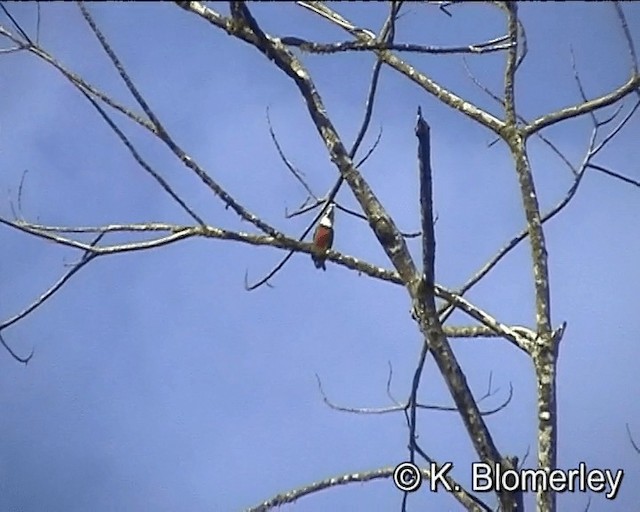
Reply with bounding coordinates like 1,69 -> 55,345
78,86 -> 206,225
281,35 -> 513,55
182,5 -> 525,508
3,4 -> 636,511
613,1 -> 638,75
78,2 -> 285,238
0,217 -> 407,286
245,464 -> 491,512
245,6 -> 390,289
0,234 -> 101,333
316,372 -> 514,417
0,2 -> 33,45
448,58 -> 639,332
0,232 -> 106,362
587,163 -> 640,188
412,108 -> 522,510
267,108 -> 318,202
524,74 -> 639,137
0,331 -> 33,364
0,25 -> 157,134
406,107 -> 434,470
296,1 -> 507,136
626,423 -> 640,454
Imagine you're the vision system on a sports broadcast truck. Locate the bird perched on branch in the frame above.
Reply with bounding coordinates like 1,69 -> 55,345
311,203 -> 335,271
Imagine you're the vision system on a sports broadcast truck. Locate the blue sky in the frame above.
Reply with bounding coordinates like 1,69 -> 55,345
1,2 -> 639,511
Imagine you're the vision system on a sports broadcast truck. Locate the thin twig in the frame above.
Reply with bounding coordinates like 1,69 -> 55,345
0,233 -> 107,361
0,331 -> 33,364
245,8 -> 390,289
613,2 -> 638,75
78,2 -> 284,238
0,2 -> 33,44
587,163 -> 640,188
316,372 -> 513,416
626,423 -> 640,454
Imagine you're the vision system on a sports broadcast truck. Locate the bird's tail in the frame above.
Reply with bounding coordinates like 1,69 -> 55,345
311,254 -> 326,270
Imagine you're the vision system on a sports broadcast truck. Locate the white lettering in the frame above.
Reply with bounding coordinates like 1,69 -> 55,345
587,469 -> 605,492
548,469 -> 568,491
430,462 -> 454,492
471,462 -> 493,491
520,468 -> 548,491
469,462 -> 624,499
605,469 -> 624,499
500,468 -> 521,491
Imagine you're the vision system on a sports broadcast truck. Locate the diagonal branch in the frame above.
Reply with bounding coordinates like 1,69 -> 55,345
296,1 -> 506,136
436,285 -> 532,352
77,2 -> 284,239
0,2 -> 33,45
197,11 -> 525,508
0,234 -> 101,332
245,7 -> 392,289
78,87 -> 205,225
451,57 -> 639,325
413,109 -> 522,511
587,163 -> 640,188
228,2 -> 419,284
267,109 -> 318,201
0,233 -> 106,362
524,73 -> 640,137
0,26 -> 157,134
245,464 -> 491,512
9,221 -> 521,350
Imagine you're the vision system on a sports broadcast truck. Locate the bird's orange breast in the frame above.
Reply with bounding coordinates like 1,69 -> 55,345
313,225 -> 333,250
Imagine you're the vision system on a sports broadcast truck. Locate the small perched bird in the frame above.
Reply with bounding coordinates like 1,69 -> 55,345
311,203 -> 335,271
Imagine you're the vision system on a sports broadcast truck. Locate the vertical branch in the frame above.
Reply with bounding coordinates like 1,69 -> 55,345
406,107 -> 434,468
533,318 -> 559,512
502,3 -> 557,511
413,109 -> 522,511
503,1 -> 518,126
407,107 -> 435,462
511,148 -> 552,331
416,107 -> 435,289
